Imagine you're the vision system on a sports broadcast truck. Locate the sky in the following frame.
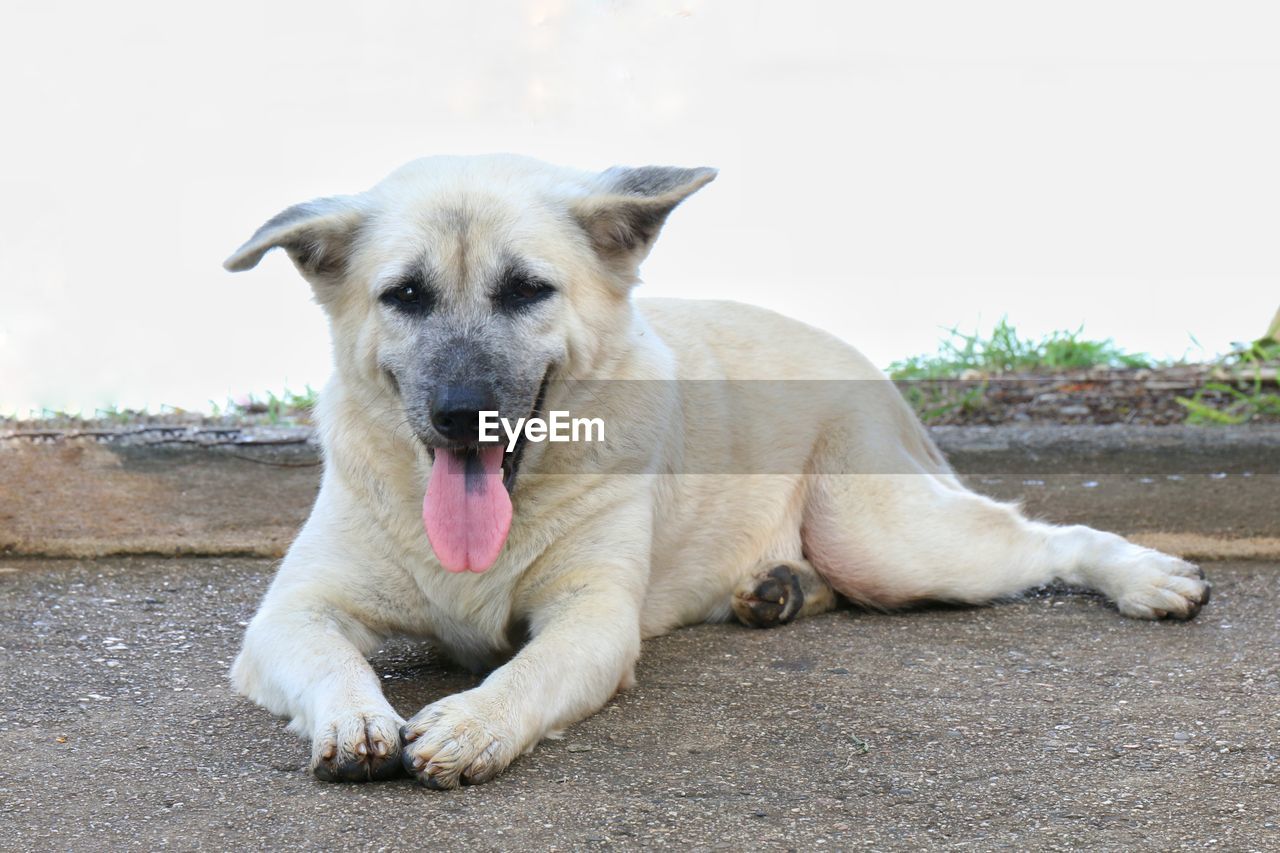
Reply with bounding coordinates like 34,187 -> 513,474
1,0 -> 1277,415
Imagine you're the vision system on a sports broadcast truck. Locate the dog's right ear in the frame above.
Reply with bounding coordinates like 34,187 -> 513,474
223,196 -> 366,280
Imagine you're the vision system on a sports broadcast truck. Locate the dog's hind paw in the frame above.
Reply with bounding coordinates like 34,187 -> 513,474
1111,554 -> 1211,621
310,709 -> 406,783
733,563 -> 806,628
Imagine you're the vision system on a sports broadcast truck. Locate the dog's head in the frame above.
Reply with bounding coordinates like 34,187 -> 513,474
225,155 -> 714,571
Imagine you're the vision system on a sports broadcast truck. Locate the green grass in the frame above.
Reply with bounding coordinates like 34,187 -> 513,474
215,385 -> 320,425
888,318 -> 1151,380
1177,336 -> 1280,425
3,385 -> 321,427
887,317 -> 1279,426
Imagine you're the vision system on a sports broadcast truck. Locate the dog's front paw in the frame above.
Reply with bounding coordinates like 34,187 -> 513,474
1112,552 -> 1211,620
311,709 -> 406,783
399,692 -> 520,789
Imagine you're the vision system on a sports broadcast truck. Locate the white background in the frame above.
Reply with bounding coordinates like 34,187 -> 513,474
1,0 -> 1277,415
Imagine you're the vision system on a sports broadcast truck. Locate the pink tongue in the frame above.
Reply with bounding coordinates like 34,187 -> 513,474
423,446 -> 512,573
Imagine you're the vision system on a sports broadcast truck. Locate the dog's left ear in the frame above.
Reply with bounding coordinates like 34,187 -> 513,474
573,165 -> 717,268
223,195 -> 367,282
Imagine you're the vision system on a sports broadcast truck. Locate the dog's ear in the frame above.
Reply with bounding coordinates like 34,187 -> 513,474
223,196 -> 366,280
573,166 -> 717,267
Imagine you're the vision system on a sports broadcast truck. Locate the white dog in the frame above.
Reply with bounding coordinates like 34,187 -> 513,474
224,155 -> 1209,787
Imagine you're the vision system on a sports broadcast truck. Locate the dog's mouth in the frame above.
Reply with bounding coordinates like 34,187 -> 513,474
421,375 -> 549,575
423,374 -> 548,492
425,429 -> 529,495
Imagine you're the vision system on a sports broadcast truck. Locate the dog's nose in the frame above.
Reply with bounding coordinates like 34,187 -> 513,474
430,384 -> 497,442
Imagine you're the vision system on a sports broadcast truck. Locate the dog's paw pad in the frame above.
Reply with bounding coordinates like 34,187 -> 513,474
733,564 -> 805,628
311,711 -> 405,783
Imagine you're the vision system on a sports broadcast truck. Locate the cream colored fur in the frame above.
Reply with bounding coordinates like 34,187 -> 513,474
225,155 -> 1209,788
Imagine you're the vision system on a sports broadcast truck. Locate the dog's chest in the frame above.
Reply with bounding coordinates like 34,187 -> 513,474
404,560 -> 523,666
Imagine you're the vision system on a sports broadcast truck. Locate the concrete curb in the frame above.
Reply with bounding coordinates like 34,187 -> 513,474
933,423 -> 1280,474
2,425 -> 1277,561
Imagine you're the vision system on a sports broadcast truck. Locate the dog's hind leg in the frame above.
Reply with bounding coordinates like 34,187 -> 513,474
800,461 -> 1210,620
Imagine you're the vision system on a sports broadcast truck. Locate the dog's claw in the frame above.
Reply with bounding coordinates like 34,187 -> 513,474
1177,578 -> 1211,620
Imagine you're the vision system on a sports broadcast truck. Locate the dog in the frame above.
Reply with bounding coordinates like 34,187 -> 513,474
224,155 -> 1210,788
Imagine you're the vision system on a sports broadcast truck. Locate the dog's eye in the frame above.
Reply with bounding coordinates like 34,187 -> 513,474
381,279 -> 434,315
498,276 -> 556,311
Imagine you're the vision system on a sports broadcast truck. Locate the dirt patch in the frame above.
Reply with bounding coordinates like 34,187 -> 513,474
0,442 -> 318,558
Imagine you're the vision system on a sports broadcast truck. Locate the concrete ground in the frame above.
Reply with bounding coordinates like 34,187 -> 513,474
1,556 -> 1276,851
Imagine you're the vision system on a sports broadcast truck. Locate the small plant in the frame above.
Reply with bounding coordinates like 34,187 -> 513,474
897,379 -> 990,423
232,384 -> 317,422
220,385 -> 319,423
284,385 -> 320,411
1177,334 -> 1280,425
94,405 -> 141,424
